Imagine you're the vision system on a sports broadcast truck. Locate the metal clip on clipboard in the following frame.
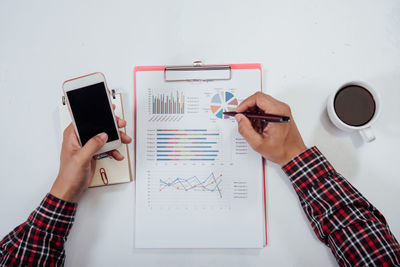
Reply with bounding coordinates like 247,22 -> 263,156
164,61 -> 232,82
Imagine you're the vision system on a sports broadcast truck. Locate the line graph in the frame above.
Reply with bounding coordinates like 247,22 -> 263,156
160,173 -> 223,198
144,170 -> 245,211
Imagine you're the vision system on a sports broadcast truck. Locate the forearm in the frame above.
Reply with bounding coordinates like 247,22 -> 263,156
0,194 -> 77,267
283,147 -> 400,266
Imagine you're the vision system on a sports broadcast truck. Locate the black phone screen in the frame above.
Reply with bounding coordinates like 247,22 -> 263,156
66,82 -> 119,146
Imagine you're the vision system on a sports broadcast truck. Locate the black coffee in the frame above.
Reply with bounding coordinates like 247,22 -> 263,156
334,85 -> 376,127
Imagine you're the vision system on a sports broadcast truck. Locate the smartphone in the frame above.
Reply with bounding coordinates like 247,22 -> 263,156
63,72 -> 121,154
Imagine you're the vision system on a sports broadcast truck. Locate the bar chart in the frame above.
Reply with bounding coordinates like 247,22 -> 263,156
151,91 -> 185,114
155,129 -> 220,161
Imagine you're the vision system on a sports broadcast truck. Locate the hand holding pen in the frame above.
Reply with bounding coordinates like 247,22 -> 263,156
232,92 -> 307,166
224,112 -> 290,123
224,106 -> 289,135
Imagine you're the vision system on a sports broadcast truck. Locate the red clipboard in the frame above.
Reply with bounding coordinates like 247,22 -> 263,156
133,62 -> 267,245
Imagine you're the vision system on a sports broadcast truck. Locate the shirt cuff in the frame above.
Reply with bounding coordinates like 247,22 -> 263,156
282,146 -> 335,194
27,193 -> 77,237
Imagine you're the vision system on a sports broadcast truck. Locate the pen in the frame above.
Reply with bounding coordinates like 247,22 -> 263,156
222,112 -> 290,123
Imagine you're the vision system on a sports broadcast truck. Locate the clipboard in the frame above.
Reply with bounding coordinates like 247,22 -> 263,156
133,61 -> 264,169
133,61 -> 267,248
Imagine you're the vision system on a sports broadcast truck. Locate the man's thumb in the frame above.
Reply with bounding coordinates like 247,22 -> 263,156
235,114 -> 263,150
79,133 -> 108,161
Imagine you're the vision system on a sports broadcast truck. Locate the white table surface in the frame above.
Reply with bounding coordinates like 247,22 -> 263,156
1,0 -> 399,266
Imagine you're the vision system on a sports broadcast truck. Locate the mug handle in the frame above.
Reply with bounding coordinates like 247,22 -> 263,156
359,127 -> 376,142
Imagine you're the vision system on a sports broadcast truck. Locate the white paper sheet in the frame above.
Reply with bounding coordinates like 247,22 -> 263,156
135,68 -> 265,248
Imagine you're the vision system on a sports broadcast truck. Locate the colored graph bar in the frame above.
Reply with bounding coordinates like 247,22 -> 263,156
156,137 -> 207,140
157,146 -> 212,148
157,129 -> 207,132
157,146 -> 213,148
157,133 -> 219,136
157,150 -> 218,153
157,159 -> 216,161
157,154 -> 218,157
157,142 -> 217,144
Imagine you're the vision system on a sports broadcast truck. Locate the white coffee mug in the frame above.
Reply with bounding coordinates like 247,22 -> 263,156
327,81 -> 381,142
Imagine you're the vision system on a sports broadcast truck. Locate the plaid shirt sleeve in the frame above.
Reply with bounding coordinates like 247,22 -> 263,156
283,146 -> 400,267
0,193 -> 77,267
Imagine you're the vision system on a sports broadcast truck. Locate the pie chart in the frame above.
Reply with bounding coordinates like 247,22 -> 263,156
210,91 -> 238,119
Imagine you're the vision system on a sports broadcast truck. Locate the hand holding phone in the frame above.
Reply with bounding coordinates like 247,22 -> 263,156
51,118 -> 132,202
52,72 -> 132,202
63,72 -> 121,154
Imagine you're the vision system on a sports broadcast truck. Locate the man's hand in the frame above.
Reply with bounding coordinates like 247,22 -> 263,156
235,92 -> 307,166
50,117 -> 132,203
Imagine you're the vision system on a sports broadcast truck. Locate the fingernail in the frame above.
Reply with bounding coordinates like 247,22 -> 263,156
235,114 -> 242,123
97,132 -> 108,142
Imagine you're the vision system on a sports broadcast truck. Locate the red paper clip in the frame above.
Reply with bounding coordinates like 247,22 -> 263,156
99,168 -> 109,185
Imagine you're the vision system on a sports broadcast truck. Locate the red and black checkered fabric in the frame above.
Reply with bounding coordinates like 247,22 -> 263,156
1,147 -> 399,266
283,146 -> 400,266
0,194 -> 76,266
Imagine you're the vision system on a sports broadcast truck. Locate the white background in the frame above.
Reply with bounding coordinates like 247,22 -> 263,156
0,0 -> 399,266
